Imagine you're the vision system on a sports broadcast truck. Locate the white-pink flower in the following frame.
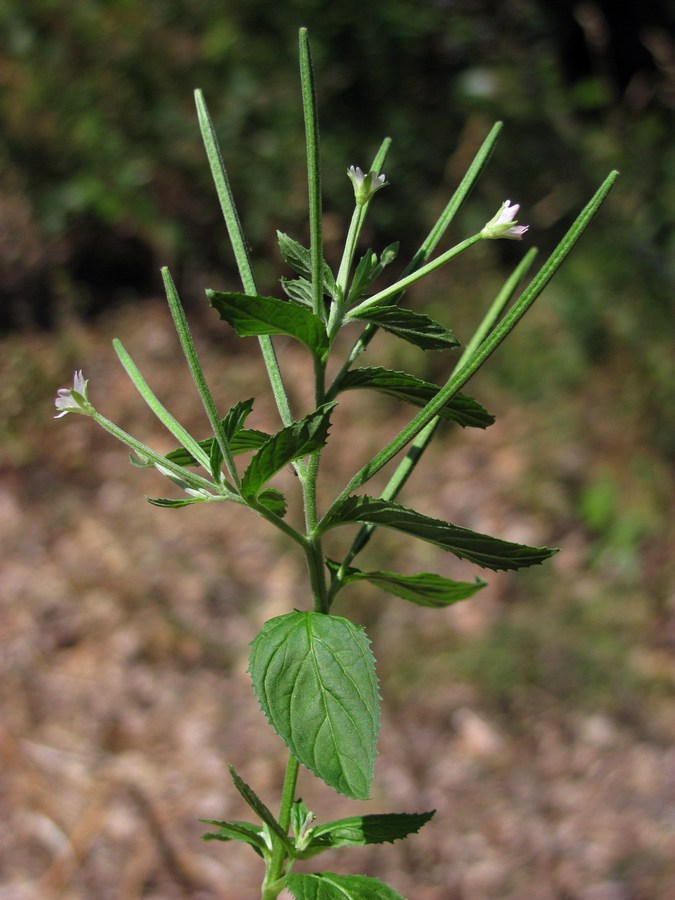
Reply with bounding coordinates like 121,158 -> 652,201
347,165 -> 387,205
481,200 -> 529,240
54,370 -> 92,418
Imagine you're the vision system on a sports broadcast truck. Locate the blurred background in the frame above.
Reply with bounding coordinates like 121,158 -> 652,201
1,1 -> 674,898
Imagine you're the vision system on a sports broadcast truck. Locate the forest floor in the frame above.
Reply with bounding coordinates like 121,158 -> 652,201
1,298 -> 674,899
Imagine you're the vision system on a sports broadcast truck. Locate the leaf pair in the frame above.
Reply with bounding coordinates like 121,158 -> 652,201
209,287 -> 460,357
203,801 -> 433,857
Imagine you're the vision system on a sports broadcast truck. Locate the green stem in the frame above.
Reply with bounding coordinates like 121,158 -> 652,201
194,89 -> 293,428
89,410 -> 226,495
263,754 -> 301,899
299,28 -> 324,323
113,338 -> 214,475
162,268 -> 241,488
328,137 -> 391,340
328,204 -> 364,337
347,233 -> 482,317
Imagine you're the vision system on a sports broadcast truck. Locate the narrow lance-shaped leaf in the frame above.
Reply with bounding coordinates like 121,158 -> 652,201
337,367 -> 494,428
322,496 -> 558,571
249,611 -> 380,800
326,560 -> 486,607
241,403 -> 336,500
227,764 -> 293,851
349,305 -> 459,351
286,872 -> 405,900
199,819 -> 268,857
208,290 -> 329,356
306,810 -> 435,853
146,494 -> 216,509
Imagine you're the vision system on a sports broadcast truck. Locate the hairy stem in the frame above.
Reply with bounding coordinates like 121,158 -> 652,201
263,754 -> 301,898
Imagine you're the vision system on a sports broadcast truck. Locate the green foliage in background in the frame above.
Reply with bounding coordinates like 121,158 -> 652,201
2,1 -> 673,454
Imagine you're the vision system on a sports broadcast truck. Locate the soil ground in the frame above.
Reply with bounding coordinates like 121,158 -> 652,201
1,299 -> 674,899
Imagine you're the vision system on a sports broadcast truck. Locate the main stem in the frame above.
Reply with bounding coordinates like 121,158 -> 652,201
262,754 -> 300,899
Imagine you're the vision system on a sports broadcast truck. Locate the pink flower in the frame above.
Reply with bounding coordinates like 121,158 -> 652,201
481,200 -> 529,240
54,370 -> 92,418
347,165 -> 387,205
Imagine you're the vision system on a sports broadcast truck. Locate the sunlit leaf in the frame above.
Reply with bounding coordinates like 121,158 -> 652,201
286,872 -> 405,899
242,404 -> 335,499
249,611 -> 380,799
208,290 -> 329,355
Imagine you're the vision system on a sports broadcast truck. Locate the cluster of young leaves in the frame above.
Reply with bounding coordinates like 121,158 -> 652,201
58,26 -> 617,900
201,768 -> 434,899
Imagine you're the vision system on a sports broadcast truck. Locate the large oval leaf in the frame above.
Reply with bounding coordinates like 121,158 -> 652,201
249,612 -> 380,800
286,872 -> 405,900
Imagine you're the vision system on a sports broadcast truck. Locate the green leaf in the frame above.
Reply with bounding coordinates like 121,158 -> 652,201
277,231 -> 339,300
200,819 -> 267,856
349,305 -> 459,351
347,242 -> 399,306
281,276 -> 314,308
227,764 -> 293,850
209,430 -> 224,480
163,429 -> 270,468
208,290 -> 329,356
308,810 -> 434,852
338,367 -> 494,428
146,495 -> 211,509
249,611 -> 380,800
286,872 -> 405,900
142,399 -> 268,470
326,561 -> 486,607
221,398 -> 254,439
241,404 -> 336,500
257,487 -> 287,517
323,497 -> 558,571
